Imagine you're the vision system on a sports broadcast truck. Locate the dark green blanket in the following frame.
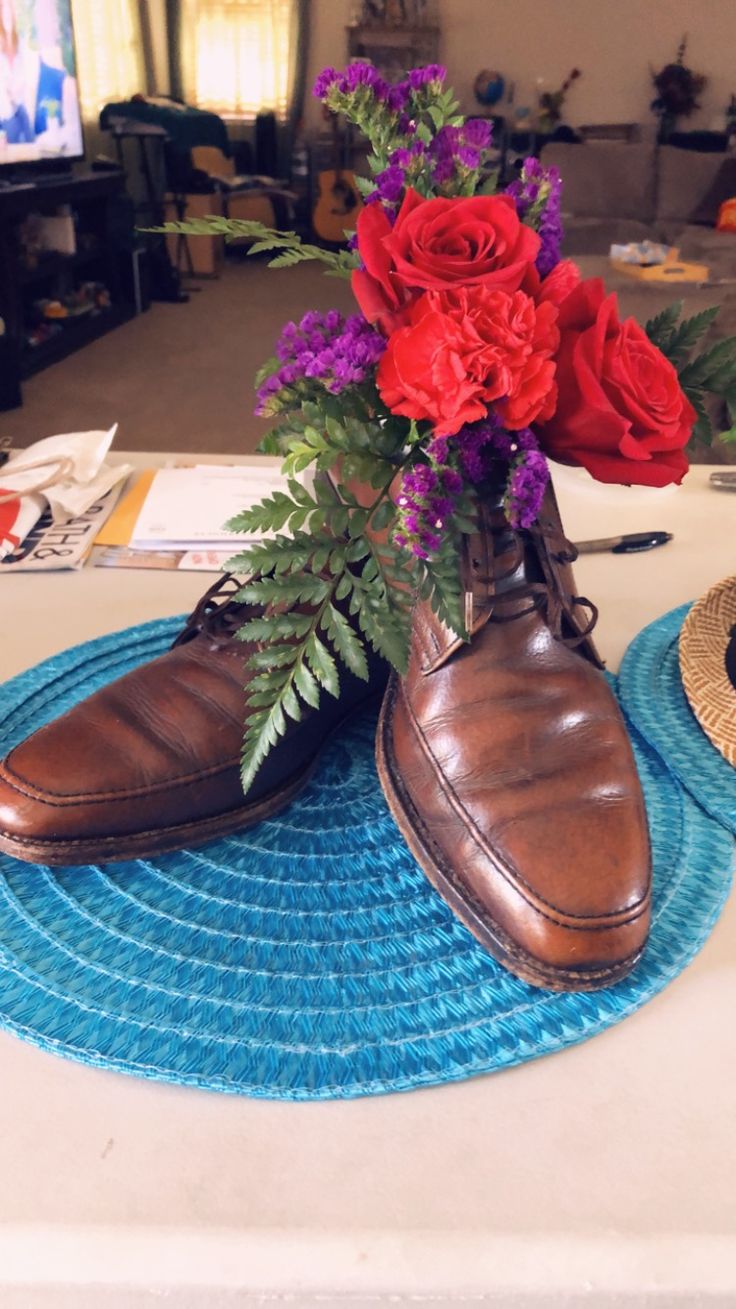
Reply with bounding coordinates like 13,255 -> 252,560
99,100 -> 230,159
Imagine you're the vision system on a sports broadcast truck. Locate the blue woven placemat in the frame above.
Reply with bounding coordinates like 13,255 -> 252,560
0,616 -> 732,1100
618,603 -> 736,836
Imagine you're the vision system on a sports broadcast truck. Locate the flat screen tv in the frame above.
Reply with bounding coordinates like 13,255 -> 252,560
0,0 -> 84,169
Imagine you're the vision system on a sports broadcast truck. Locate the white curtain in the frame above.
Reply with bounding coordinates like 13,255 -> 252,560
71,0 -> 146,121
180,0 -> 297,120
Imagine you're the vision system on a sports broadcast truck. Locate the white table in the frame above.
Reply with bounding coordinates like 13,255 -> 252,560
1,454 -> 735,1309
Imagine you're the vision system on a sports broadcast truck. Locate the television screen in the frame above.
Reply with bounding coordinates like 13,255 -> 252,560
0,0 -> 83,166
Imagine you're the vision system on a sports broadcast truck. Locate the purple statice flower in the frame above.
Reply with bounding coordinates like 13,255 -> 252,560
506,155 -> 544,215
365,139 -> 427,212
255,311 -> 384,415
394,460 -> 464,560
536,170 -> 563,277
405,64 -> 447,91
429,121 -> 491,189
313,67 -> 340,99
342,61 -> 387,95
451,413 -> 505,481
451,417 -> 550,529
394,415 -> 550,560
506,158 -> 563,276
372,163 -> 405,204
432,124 -> 462,154
314,60 -> 390,106
462,118 -> 493,150
505,447 -> 550,529
386,84 -> 409,113
457,146 -> 480,169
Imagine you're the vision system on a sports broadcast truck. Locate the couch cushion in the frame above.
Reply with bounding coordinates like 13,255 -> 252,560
560,216 -> 653,255
657,147 -> 736,225
541,141 -> 657,222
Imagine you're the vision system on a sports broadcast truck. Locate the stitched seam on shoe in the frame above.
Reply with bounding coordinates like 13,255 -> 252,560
0,755 -> 241,806
396,680 -> 651,929
0,780 -> 298,850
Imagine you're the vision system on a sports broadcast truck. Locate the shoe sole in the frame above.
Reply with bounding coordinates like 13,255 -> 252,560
375,675 -> 645,993
0,695 -> 383,867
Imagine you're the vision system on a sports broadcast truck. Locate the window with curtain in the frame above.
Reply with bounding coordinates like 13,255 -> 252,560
71,0 -> 146,121
179,0 -> 298,120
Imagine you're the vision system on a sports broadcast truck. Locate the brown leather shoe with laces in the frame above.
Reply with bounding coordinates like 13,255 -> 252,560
376,480 -> 651,991
0,575 -> 388,865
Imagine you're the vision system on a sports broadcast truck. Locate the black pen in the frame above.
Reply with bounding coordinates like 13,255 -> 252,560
575,531 -> 673,555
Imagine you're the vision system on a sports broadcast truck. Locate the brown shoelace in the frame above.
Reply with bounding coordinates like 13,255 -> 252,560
173,573 -> 252,648
466,515 -> 599,651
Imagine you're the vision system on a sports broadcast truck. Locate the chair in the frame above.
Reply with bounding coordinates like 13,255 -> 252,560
190,146 -> 296,241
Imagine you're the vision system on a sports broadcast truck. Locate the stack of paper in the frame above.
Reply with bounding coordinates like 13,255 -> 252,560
129,464 -> 299,551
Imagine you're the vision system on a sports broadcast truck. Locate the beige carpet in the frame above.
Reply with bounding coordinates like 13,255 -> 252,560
0,258 -> 355,454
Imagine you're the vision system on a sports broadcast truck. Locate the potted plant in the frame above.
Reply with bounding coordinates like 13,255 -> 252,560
651,36 -> 706,143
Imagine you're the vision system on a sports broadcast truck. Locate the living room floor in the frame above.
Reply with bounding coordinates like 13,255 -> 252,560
2,253 -> 733,461
1,257 -> 355,455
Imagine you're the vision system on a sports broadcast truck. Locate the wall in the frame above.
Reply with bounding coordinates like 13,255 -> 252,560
304,0 -> 736,135
145,0 -> 171,95
303,0 -> 353,129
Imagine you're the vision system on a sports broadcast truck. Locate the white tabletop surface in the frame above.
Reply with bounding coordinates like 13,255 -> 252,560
0,454 -> 735,1309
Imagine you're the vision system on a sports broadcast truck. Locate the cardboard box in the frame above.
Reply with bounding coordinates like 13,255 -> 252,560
163,191 -> 224,277
610,250 -> 710,283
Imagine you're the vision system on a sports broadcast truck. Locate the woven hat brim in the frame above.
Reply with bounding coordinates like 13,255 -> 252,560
679,576 -> 736,768
618,604 -> 736,835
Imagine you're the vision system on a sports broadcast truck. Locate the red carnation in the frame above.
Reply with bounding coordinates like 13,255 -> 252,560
377,285 -> 559,437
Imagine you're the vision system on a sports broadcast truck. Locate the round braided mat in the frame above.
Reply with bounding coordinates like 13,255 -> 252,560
618,603 -> 736,836
0,616 -> 732,1100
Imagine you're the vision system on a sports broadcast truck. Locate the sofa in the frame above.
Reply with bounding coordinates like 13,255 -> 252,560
540,140 -> 736,274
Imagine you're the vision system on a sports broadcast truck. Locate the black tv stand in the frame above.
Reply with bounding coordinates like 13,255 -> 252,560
0,169 -> 138,409
0,160 -> 74,188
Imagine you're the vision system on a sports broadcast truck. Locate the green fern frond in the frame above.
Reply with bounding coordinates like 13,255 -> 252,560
645,301 -> 683,353
150,218 -> 358,277
666,305 -> 720,365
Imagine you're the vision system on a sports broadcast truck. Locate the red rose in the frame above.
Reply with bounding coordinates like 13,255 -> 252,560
536,258 -> 581,308
377,285 -> 559,437
539,278 -> 694,486
352,190 -> 541,334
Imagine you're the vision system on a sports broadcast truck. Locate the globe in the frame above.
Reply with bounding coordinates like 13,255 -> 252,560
474,69 -> 505,107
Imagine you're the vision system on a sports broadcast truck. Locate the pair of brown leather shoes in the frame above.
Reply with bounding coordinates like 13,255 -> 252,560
0,490 -> 651,991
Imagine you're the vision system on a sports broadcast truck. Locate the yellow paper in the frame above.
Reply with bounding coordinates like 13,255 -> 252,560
94,469 -> 156,546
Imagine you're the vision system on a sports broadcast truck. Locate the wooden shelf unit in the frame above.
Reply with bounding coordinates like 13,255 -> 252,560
346,23 -> 440,79
0,169 -> 138,405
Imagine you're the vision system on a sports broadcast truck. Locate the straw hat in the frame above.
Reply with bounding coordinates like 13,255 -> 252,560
679,576 -> 736,767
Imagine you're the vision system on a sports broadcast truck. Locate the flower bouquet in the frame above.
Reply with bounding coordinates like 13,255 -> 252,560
536,67 -> 581,133
164,61 -> 736,792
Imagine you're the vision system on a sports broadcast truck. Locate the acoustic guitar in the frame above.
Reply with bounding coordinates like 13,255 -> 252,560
312,113 -> 362,245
